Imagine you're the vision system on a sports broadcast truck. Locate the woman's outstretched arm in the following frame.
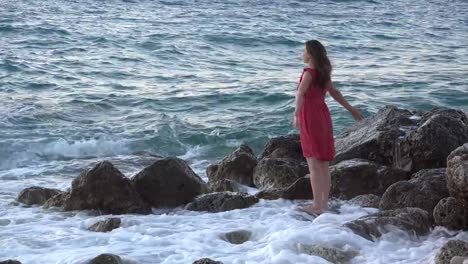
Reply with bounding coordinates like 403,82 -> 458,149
327,82 -> 364,121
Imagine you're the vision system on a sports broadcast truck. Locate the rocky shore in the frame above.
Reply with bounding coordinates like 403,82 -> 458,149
9,106 -> 468,264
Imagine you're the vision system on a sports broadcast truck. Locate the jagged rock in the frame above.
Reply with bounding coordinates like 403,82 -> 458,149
209,179 -> 240,192
0,260 -> 22,264
62,161 -> 150,214
206,145 -> 257,187
435,240 -> 468,264
297,244 -> 358,264
331,159 -> 409,200
344,207 -> 431,241
398,109 -> 468,172
17,187 -> 62,206
260,134 -> 304,161
255,175 -> 312,200
253,158 -> 308,190
379,168 -> 449,214
447,143 -> 468,207
88,218 -> 121,232
185,192 -> 258,213
222,230 -> 251,244
132,157 -> 208,208
349,194 -> 381,208
193,258 -> 223,264
43,191 -> 69,209
433,197 -> 467,231
88,254 -> 122,264
334,106 -> 414,165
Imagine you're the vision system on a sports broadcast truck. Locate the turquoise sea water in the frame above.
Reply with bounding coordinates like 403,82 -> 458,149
0,1 -> 468,262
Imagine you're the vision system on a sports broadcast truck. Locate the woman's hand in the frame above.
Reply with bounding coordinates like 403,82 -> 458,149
350,107 -> 364,121
293,113 -> 300,128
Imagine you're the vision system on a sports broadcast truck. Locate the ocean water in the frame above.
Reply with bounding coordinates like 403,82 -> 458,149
1,0 -> 467,263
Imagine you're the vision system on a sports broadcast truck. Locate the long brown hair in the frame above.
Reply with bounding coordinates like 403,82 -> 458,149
305,40 -> 332,88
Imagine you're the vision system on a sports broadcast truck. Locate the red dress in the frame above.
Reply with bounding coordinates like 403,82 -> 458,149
297,68 -> 335,161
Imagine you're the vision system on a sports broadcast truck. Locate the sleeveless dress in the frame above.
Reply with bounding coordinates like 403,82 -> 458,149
297,68 -> 335,161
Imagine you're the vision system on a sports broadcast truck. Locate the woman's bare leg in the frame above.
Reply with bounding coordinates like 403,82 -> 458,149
302,157 -> 330,214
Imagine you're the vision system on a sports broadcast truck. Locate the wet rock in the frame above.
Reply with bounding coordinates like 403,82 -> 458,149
331,159 -> 409,200
344,207 -> 431,241
260,134 -> 304,161
447,143 -> 468,207
253,158 -> 308,190
192,258 -> 223,264
88,218 -> 121,232
185,192 -> 258,213
17,187 -> 62,206
379,168 -> 449,214
63,161 -> 151,214
132,157 -> 208,208
435,240 -> 468,264
88,254 -> 122,264
334,106 -> 414,165
397,109 -> 468,172
0,260 -> 22,264
206,144 -> 257,187
450,256 -> 468,264
297,244 -> 358,264
349,194 -> 381,208
255,175 -> 312,200
43,191 -> 70,209
433,197 -> 467,231
222,230 -> 252,244
209,179 -> 240,192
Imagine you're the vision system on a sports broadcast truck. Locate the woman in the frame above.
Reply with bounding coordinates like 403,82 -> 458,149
294,40 -> 363,215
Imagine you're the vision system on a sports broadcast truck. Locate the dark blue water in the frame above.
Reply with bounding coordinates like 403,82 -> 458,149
1,0 -> 467,177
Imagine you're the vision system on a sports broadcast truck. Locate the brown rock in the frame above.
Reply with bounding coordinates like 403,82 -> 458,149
17,187 -> 62,206
63,161 -> 151,214
206,145 -> 257,187
185,192 -> 258,213
88,218 -> 121,232
132,157 -> 208,208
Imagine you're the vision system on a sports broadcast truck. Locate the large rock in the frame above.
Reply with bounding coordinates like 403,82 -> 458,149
349,194 -> 381,208
0,261 -> 22,264
88,218 -> 121,232
331,159 -> 408,200
185,192 -> 258,213
447,143 -> 468,206
435,240 -> 468,264
62,161 -> 150,214
253,158 -> 308,190
17,187 -> 62,206
207,145 -> 257,187
132,157 -> 208,208
297,244 -> 358,264
398,109 -> 468,172
88,254 -> 122,264
344,207 -> 432,241
193,259 -> 223,264
334,106 -> 414,165
379,168 -> 449,214
433,197 -> 467,231
260,134 -> 304,161
255,175 -> 312,200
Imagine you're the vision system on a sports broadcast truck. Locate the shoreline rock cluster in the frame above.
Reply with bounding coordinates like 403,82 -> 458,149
12,106 -> 468,264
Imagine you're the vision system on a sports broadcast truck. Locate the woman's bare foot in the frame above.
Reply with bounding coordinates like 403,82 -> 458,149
301,204 -> 325,215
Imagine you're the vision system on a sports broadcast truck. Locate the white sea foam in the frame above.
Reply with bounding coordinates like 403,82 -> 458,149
1,195 -> 466,264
